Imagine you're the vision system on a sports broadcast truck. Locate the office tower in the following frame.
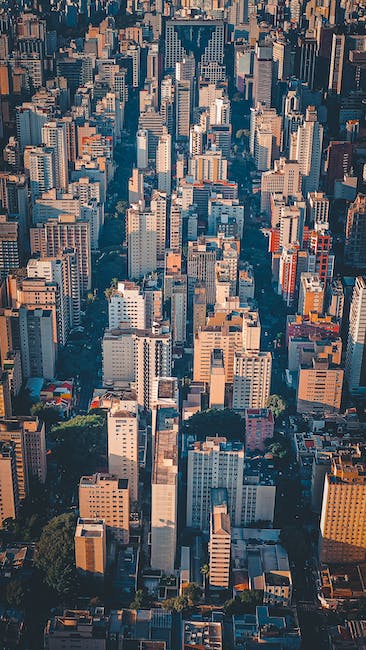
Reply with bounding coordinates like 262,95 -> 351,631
14,275 -> 61,346
209,349 -> 225,410
345,194 -> 366,269
170,276 -> 187,345
151,408 -> 178,574
75,518 -> 106,579
128,168 -> 144,206
165,20 -> 225,74
232,351 -> 272,412
193,284 -> 207,336
156,132 -> 171,195
0,373 -> 11,417
260,159 -> 302,216
0,441 -> 19,526
208,197 -> 245,239
42,121 -> 68,191
107,398 -> 139,504
209,489 -> 231,589
245,408 -> 274,452
345,276 -> 366,396
189,148 -> 228,183
138,110 -> 165,161
27,255 -> 80,344
151,377 -> 179,445
273,37 -> 292,80
30,215 -> 91,294
175,80 -> 191,141
298,273 -> 324,316
327,278 -> 344,320
108,281 -> 145,330
79,473 -> 129,544
253,41 -> 273,108
298,30 -> 317,89
328,33 -> 345,95
250,105 -> 282,162
290,106 -> 323,196
126,206 -> 157,280
188,240 -> 217,305
320,453 -> 366,564
29,147 -> 55,201
308,229 -> 334,283
238,264 -> 255,304
0,216 -> 20,280
19,307 -> 56,380
150,190 -> 167,264
325,141 -> 353,195
190,125 -> 204,156
169,199 -> 182,250
297,358 -> 343,413
278,206 -> 301,248
187,437 -> 244,532
144,284 -> 163,328
102,327 -> 172,411
308,192 -> 329,230
136,129 -> 148,169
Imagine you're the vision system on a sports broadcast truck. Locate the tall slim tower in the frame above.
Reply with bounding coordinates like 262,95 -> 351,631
41,121 -> 68,191
345,276 -> 366,395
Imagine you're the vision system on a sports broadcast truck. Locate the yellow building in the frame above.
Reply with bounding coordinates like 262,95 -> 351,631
79,473 -> 129,544
320,453 -> 366,564
297,357 -> 343,414
75,518 -> 106,579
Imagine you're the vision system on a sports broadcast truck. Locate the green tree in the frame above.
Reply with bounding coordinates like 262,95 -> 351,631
130,588 -> 151,610
162,596 -> 188,613
265,433 -> 291,462
5,579 -> 25,608
182,582 -> 201,606
240,590 -> 263,612
265,394 -> 287,418
30,402 -> 60,426
35,513 -> 78,599
183,409 -> 243,440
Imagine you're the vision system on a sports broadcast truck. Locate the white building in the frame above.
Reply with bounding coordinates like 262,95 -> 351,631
126,205 -> 157,280
345,276 -> 366,395
108,281 -> 146,330
107,397 -> 139,504
233,351 -> 272,411
156,132 -> 172,195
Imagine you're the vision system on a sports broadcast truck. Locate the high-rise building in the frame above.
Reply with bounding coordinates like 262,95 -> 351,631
30,215 -> 91,294
29,147 -> 55,201
308,192 -> 329,230
156,132 -> 171,195
150,191 -> 167,265
298,273 -> 324,316
151,408 -> 178,574
75,518 -> 106,579
0,373 -> 12,417
209,489 -> 231,589
175,80 -> 191,141
297,358 -> 343,413
42,121 -> 68,191
325,141 -> 353,195
320,453 -> 366,564
290,106 -> 323,196
328,33 -> 345,95
164,20 -> 225,74
107,397 -> 139,504
188,240 -> 217,305
0,216 -> 20,280
126,206 -> 157,280
170,276 -> 187,345
345,276 -> 366,395
136,129 -> 148,169
209,349 -> 225,409
0,441 -> 19,526
19,306 -> 56,380
108,281 -> 146,330
260,158 -> 302,217
232,351 -> 272,412
345,194 -> 366,270
0,417 -> 47,498
253,41 -> 273,107
79,473 -> 129,544
187,437 -> 244,532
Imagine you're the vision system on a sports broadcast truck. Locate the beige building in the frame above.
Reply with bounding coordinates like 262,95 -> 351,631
0,417 -> 46,499
320,453 -> 366,564
193,283 -> 207,337
75,518 -> 106,579
0,440 -> 19,526
232,351 -> 272,412
0,372 -> 12,417
298,273 -> 324,317
297,358 -> 343,413
79,473 -> 129,544
209,490 -> 231,588
209,349 -> 225,409
151,408 -> 178,574
107,397 -> 139,504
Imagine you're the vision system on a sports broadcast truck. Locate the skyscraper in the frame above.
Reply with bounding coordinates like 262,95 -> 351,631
126,206 -> 157,280
42,121 -> 68,191
79,473 -> 130,544
345,276 -> 366,395
156,132 -> 172,195
232,351 -> 272,411
345,194 -> 366,270
107,397 -> 139,504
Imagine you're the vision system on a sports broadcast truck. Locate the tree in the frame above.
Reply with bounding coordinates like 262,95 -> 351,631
240,590 -> 263,612
183,409 -> 243,441
5,579 -> 25,608
183,582 -> 201,606
30,402 -> 60,426
35,513 -> 78,599
265,433 -> 291,462
265,394 -> 287,419
162,596 -> 188,613
130,588 -> 151,610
